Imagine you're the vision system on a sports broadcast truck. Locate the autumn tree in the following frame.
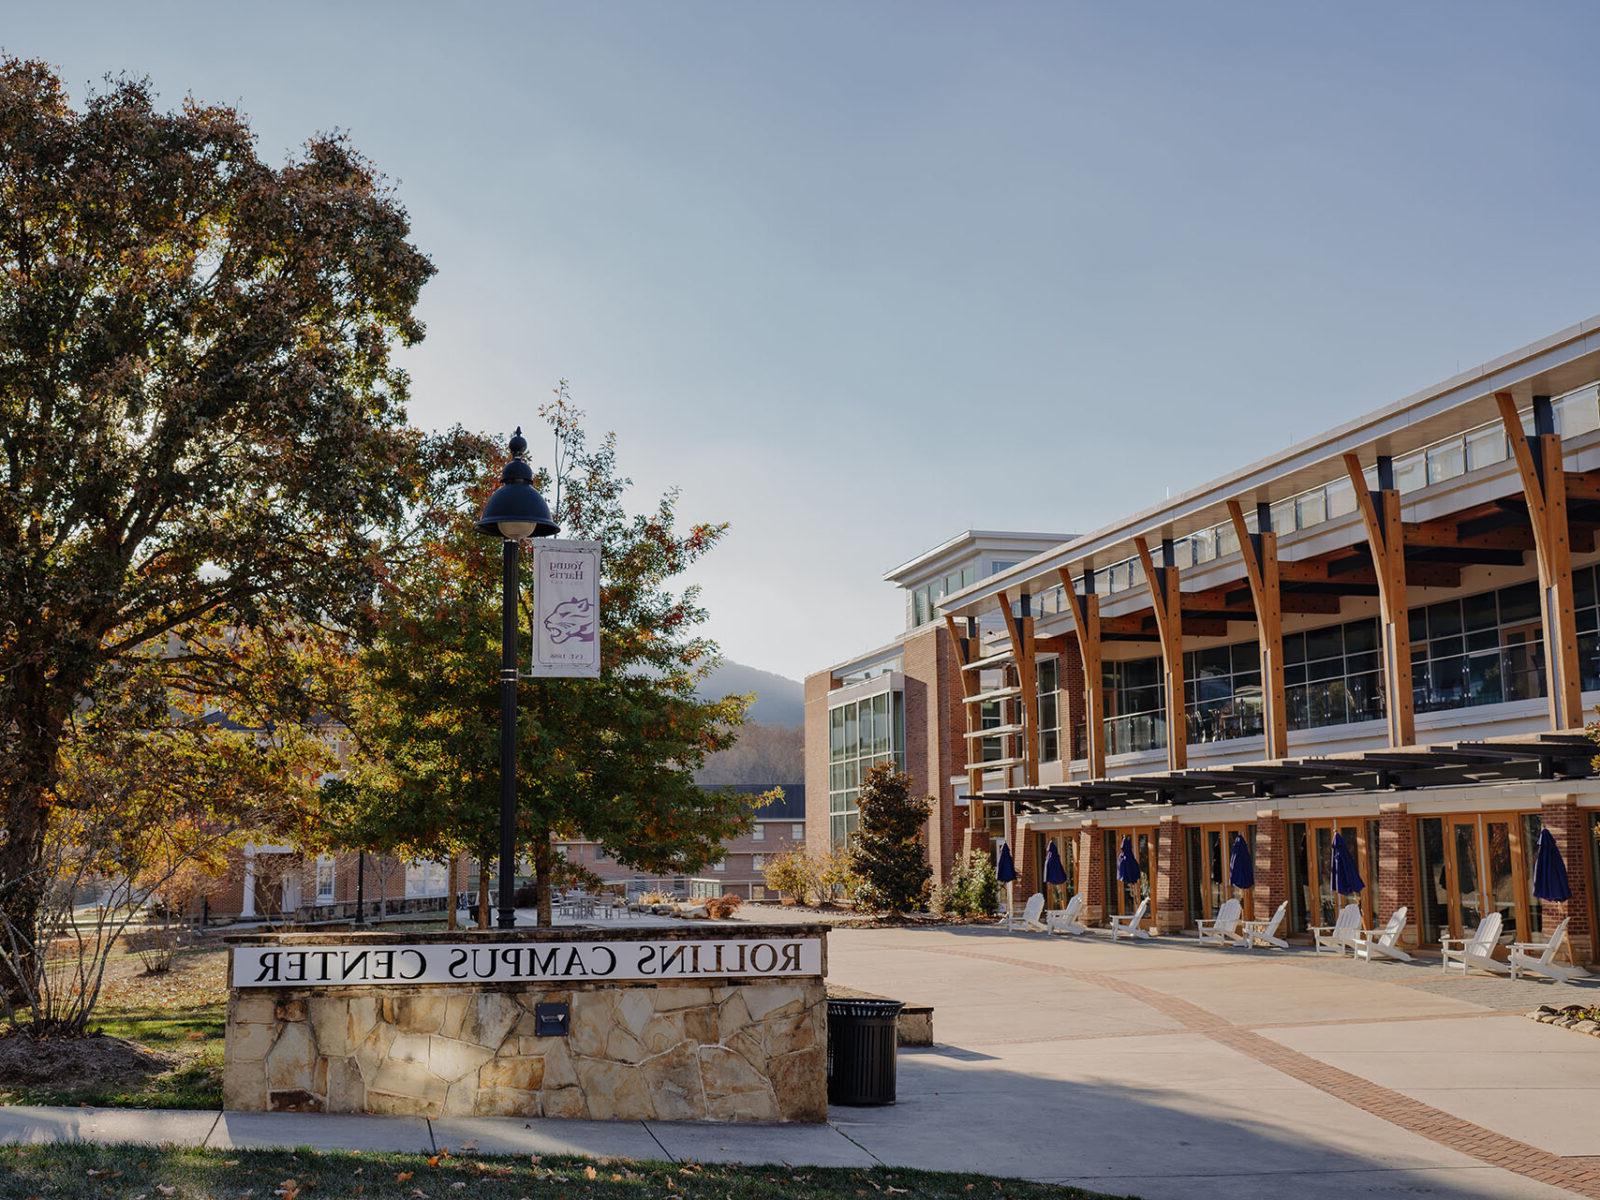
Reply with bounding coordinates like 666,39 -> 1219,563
345,394 -> 758,925
849,765 -> 932,915
0,57 -> 434,992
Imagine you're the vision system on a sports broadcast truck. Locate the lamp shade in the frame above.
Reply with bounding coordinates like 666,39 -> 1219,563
477,428 -> 559,540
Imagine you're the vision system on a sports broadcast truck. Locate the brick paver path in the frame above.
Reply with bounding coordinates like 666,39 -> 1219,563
931,945 -> 1600,1198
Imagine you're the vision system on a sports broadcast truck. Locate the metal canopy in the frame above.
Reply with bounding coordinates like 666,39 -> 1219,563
989,733 -> 1596,815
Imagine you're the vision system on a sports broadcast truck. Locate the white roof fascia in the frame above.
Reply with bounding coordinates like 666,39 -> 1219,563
940,315 -> 1600,617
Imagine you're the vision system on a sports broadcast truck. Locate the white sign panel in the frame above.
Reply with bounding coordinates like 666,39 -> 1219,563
232,936 -> 822,988
530,539 -> 601,678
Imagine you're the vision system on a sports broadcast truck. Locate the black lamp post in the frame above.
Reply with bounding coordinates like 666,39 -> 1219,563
476,428 -> 559,929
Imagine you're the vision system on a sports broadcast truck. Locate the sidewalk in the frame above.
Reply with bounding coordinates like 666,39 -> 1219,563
0,1106 -> 880,1169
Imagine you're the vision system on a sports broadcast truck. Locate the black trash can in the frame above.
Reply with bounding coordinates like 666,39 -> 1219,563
827,998 -> 903,1106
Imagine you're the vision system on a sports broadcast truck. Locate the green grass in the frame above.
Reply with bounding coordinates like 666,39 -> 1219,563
0,1145 -> 1129,1199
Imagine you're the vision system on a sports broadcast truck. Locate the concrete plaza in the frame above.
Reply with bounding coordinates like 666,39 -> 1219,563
3,923 -> 1599,1197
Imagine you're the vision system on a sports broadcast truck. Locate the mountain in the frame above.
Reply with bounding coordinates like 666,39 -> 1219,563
696,660 -> 803,727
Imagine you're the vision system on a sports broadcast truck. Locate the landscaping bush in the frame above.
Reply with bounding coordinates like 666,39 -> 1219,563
762,848 -> 815,903
943,850 -> 1001,917
124,926 -> 178,975
704,894 -> 743,919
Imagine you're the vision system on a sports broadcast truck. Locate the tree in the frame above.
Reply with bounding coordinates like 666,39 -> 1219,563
0,58 -> 434,992
343,393 -> 759,925
0,629 -> 337,1034
848,764 -> 931,915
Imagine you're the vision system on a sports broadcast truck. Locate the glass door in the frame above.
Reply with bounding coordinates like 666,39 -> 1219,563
1186,823 -> 1256,926
1288,819 -> 1370,933
1038,831 -> 1076,910
1417,813 -> 1534,949
1103,827 -> 1158,921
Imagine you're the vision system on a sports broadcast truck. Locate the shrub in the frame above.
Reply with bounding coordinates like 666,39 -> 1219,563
943,850 -> 1001,917
848,765 -> 931,915
705,893 -> 744,919
125,925 -> 178,974
762,848 -> 816,904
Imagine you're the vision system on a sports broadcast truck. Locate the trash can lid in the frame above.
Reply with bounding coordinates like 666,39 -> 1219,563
827,998 -> 904,1018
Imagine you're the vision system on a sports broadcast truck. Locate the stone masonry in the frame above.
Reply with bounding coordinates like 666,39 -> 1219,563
223,927 -> 828,1124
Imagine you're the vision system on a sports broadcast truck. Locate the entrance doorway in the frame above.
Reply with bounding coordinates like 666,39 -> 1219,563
1185,823 -> 1256,925
1286,818 -> 1381,934
1416,813 -> 1541,948
1102,826 -> 1158,921
1036,831 -> 1077,911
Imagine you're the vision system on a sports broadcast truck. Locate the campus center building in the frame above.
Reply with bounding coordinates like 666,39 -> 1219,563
925,316 -> 1600,965
804,531 -> 1073,883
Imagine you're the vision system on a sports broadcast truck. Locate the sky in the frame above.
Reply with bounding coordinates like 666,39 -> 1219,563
9,2 -> 1600,680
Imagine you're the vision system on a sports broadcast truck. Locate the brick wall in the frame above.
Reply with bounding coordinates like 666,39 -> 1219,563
1540,797 -> 1594,963
1377,804 -> 1416,946
1252,812 -> 1289,926
1079,824 -> 1104,924
802,670 -> 834,861
1154,816 -> 1186,933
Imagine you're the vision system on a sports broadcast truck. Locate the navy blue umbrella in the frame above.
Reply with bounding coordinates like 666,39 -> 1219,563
1532,828 -> 1572,902
1043,840 -> 1069,887
996,842 -> 1017,884
1228,833 -> 1255,890
1329,832 -> 1365,896
1116,835 -> 1142,885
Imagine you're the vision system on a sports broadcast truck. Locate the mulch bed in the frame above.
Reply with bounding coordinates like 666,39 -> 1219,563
0,1029 -> 177,1092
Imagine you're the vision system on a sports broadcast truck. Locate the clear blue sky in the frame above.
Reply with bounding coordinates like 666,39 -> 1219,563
10,2 -> 1600,680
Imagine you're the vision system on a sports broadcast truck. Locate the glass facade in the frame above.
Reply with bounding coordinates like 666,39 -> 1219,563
1037,656 -> 1060,762
827,690 -> 905,847
1187,641 -> 1263,744
909,565 -> 978,629
1285,617 -> 1385,729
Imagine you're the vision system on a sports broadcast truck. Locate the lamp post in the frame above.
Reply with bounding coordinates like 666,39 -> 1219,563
476,428 -> 559,929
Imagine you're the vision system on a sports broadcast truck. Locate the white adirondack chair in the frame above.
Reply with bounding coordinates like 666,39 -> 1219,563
1240,901 -> 1290,950
1017,892 -> 1048,932
1047,893 -> 1089,936
1196,897 -> 1244,946
1109,896 -> 1151,941
1311,903 -> 1363,955
1441,911 -> 1507,976
1509,917 -> 1588,983
1351,907 -> 1412,962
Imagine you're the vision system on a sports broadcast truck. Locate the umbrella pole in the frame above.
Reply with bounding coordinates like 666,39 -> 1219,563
1007,880 -> 1014,931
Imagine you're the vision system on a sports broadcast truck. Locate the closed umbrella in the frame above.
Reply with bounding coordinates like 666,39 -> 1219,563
1329,832 -> 1365,898
1228,832 -> 1255,891
1532,828 -> 1572,902
1117,835 -> 1141,884
1043,840 -> 1069,887
996,842 -> 1017,929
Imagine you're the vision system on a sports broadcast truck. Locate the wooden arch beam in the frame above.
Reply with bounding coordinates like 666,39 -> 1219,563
1343,452 -> 1415,747
1225,500 -> 1288,760
1495,391 -> 1582,730
1132,537 -> 1186,771
1057,566 -> 1106,781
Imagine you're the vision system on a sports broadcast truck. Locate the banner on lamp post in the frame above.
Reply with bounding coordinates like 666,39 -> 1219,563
529,539 -> 601,678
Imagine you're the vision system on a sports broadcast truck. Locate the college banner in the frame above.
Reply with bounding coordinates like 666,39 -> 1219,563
530,538 -> 601,678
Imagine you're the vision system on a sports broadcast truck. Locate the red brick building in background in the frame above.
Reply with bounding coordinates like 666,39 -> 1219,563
556,784 -> 806,900
803,532 -> 1072,885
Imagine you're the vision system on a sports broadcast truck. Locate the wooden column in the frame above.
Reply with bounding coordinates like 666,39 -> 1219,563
1133,537 -> 1187,771
1226,500 -> 1288,760
1057,567 -> 1106,780
944,614 -> 986,807
1344,452 -> 1415,747
997,590 -> 1039,788
1496,392 -> 1583,730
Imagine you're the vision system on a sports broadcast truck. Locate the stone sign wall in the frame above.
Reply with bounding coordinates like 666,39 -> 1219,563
222,925 -> 828,1124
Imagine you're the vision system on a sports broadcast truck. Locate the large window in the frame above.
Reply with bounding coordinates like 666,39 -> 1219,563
1037,656 -> 1060,762
909,565 -> 978,630
1102,658 -> 1166,755
1410,581 -> 1548,713
1185,641 -> 1263,744
315,856 -> 336,903
1285,617 -> 1385,730
827,691 -> 904,847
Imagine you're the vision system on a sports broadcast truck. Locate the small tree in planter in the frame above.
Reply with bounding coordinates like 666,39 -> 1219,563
848,765 -> 931,915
